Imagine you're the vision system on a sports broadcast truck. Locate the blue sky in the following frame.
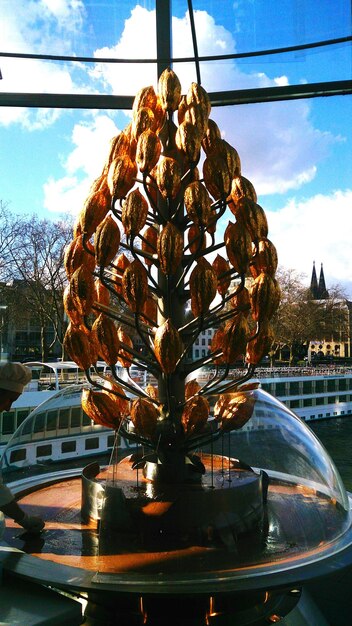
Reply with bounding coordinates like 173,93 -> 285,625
0,0 -> 351,296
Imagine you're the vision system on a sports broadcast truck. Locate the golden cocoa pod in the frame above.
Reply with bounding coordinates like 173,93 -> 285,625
175,120 -> 202,164
203,154 -> 231,200
94,278 -> 110,308
184,181 -> 211,226
185,379 -> 201,399
142,296 -> 157,326
222,314 -> 250,364
186,82 -> 211,116
181,395 -> 209,437
188,224 -> 206,255
112,253 -> 131,296
152,95 -> 166,132
145,384 -> 159,400
177,95 -> 188,124
69,264 -> 95,316
213,139 -> 241,180
63,323 -> 95,370
131,398 -> 159,439
232,196 -> 268,243
82,388 -> 125,430
103,377 -> 130,417
142,225 -> 158,266
123,122 -> 138,160
154,319 -> 183,374
214,392 -> 255,432
122,188 -> 149,237
117,327 -> 134,368
132,85 -> 158,116
211,327 -> 225,364
246,319 -> 274,365
132,106 -> 155,141
156,156 -> 181,199
79,187 -> 111,238
107,155 -> 137,200
157,222 -> 183,275
184,104 -> 209,138
250,272 -> 281,322
158,67 -> 182,112
189,258 -> 217,317
136,129 -> 161,173
212,254 -> 231,296
230,175 -> 257,208
106,132 -> 130,168
122,259 -> 149,312
201,118 -> 221,155
63,284 -> 84,327
95,214 -> 121,267
72,218 -> 82,239
91,313 -> 120,366
250,238 -> 278,278
231,286 -> 251,314
224,220 -> 252,274
64,234 -> 95,279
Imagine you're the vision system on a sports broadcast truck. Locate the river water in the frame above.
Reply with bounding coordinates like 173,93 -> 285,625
309,418 -> 352,491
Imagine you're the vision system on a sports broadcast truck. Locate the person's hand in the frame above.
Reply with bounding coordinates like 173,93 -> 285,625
17,514 -> 45,533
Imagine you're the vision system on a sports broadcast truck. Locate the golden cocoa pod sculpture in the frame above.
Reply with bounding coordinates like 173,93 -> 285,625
91,313 -> 120,366
250,272 -> 281,322
69,264 -> 95,316
82,388 -> 125,430
122,259 -> 149,313
214,392 -> 255,432
189,258 -> 217,317
157,222 -> 183,275
122,188 -> 148,237
62,69 -> 280,460
63,323 -> 95,371
95,214 -> 121,267
64,234 -> 95,279
181,395 -> 209,437
131,398 -> 159,439
154,319 -> 183,374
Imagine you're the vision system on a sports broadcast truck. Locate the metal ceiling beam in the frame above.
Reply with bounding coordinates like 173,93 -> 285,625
0,80 -> 351,110
156,0 -> 172,77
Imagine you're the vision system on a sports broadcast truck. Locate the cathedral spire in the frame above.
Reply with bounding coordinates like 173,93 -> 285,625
310,261 -> 319,299
318,263 -> 329,299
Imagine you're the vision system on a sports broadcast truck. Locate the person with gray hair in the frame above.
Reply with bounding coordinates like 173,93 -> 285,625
0,362 -> 45,534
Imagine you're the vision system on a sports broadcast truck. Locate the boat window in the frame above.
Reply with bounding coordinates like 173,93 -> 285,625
16,410 -> 30,427
36,444 -> 52,458
328,396 -> 336,404
33,413 -> 46,433
61,440 -> 76,453
290,399 -> 300,408
289,382 -> 300,395
82,412 -> 92,426
327,379 -> 336,391
58,408 -> 70,429
339,395 -> 347,403
70,407 -> 81,428
46,410 -> 57,431
315,380 -> 324,393
339,379 -> 347,391
1,412 -> 15,435
275,382 -> 286,395
315,397 -> 325,406
21,418 -> 33,436
303,398 -> 312,407
10,448 -> 26,463
303,381 -> 312,394
85,437 -> 99,450
107,434 -> 117,448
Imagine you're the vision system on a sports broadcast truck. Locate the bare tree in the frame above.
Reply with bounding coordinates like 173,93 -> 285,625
1,211 -> 72,360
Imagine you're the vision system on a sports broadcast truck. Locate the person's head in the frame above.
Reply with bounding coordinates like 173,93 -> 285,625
0,362 -> 32,412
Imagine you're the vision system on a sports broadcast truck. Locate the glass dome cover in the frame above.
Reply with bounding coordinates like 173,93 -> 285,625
1,384 -> 351,593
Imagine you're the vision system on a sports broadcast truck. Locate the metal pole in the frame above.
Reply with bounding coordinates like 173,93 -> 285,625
156,0 -> 172,77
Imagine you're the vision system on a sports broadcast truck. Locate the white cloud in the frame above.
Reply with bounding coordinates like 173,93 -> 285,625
267,190 -> 352,297
43,113 -> 124,214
